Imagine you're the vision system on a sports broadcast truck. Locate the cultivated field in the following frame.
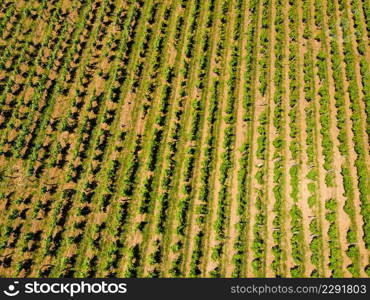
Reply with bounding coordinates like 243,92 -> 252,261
0,0 -> 369,278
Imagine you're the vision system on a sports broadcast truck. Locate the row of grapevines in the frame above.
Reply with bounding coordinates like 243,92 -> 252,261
232,0 -> 260,277
302,0 -> 324,277
287,0 -> 306,277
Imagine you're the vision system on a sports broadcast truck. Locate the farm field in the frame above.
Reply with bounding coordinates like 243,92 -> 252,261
0,0 -> 369,278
